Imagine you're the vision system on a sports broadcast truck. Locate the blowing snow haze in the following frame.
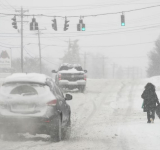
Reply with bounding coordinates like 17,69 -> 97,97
0,0 -> 160,150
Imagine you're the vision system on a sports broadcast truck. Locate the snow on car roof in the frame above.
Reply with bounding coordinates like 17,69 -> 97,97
60,63 -> 81,67
59,68 -> 84,73
2,73 -> 51,84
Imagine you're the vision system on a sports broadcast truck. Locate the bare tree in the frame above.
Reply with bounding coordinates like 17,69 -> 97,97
12,57 -> 51,76
62,40 -> 81,64
147,37 -> 160,77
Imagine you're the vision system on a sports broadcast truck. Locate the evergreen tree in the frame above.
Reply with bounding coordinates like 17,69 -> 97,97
147,37 -> 160,77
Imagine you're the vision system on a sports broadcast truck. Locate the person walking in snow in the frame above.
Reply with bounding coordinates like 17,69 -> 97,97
141,83 -> 160,123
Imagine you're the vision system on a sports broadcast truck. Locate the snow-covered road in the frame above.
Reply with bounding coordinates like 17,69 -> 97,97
0,79 -> 160,150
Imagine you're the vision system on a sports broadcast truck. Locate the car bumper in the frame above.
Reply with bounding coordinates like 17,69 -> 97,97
0,115 -> 57,135
59,80 -> 86,86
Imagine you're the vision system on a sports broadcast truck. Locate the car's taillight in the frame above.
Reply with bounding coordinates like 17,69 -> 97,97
84,74 -> 87,81
47,99 -> 57,106
58,74 -> 61,80
45,120 -> 50,123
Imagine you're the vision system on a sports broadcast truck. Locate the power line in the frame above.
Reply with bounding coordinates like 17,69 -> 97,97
24,46 -> 57,65
1,21 -> 160,35
24,41 -> 155,48
2,0 -> 138,9
80,41 -> 155,48
3,0 -> 16,10
0,22 -> 159,39
0,4 -> 160,18
24,47 -> 35,58
41,57 -> 58,65
0,44 -> 20,48
27,4 -> 160,18
7,0 -> 160,10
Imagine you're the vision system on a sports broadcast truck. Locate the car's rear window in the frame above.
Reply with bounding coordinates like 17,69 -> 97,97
59,65 -> 83,71
59,66 -> 68,71
1,83 -> 50,96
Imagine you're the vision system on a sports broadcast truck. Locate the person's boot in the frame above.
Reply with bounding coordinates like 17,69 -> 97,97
147,120 -> 151,123
150,118 -> 154,123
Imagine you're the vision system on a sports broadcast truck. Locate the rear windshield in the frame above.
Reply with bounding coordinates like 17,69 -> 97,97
1,83 -> 50,96
59,65 -> 83,71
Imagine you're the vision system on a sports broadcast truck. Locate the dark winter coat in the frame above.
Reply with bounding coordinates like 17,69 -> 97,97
141,83 -> 159,111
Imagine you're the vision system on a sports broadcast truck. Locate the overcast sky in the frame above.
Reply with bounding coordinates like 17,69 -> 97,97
0,0 -> 160,70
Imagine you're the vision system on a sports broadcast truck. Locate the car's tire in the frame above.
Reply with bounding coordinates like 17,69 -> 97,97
62,117 -> 71,140
79,85 -> 85,93
50,114 -> 62,142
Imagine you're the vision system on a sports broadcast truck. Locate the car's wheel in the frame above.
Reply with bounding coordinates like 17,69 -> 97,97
62,117 -> 71,140
50,115 -> 62,142
79,85 -> 85,93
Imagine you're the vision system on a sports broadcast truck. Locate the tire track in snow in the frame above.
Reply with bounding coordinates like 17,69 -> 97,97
119,83 -> 135,150
76,80 -> 121,134
102,81 -> 132,150
59,80 -> 124,150
114,80 -> 139,150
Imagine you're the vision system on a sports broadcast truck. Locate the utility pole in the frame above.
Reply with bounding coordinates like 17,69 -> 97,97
38,29 -> 42,73
21,7 -> 23,73
16,7 -> 28,73
36,28 -> 46,73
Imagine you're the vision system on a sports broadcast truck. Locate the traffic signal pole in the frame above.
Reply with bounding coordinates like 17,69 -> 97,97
16,7 -> 28,73
21,7 -> 23,73
38,29 -> 42,73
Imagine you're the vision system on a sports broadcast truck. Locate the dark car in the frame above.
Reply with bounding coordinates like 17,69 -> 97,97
0,73 -> 72,142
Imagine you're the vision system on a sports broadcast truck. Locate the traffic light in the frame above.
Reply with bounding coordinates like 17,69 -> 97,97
11,16 -> 17,29
30,18 -> 38,30
77,19 -> 85,31
64,19 -> 69,31
77,24 -> 80,31
82,24 -> 85,31
121,14 -> 125,26
52,18 -> 57,31
79,19 -> 83,24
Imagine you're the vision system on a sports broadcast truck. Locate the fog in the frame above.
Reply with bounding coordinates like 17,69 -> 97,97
0,0 -> 159,77
0,0 -> 160,150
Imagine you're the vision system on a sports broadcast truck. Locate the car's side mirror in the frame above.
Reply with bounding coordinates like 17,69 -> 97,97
52,70 -> 57,73
84,70 -> 87,73
65,94 -> 72,100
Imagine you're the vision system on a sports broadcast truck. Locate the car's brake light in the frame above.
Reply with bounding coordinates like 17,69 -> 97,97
45,120 -> 50,123
47,99 -> 57,106
58,74 -> 61,80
